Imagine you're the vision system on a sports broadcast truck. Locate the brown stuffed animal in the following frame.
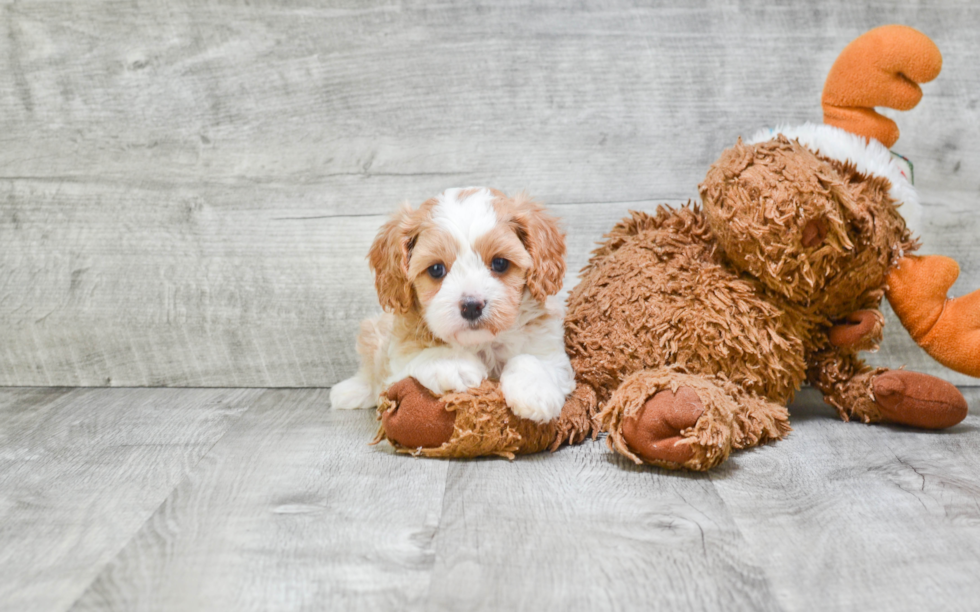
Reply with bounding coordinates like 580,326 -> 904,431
375,25 -> 976,468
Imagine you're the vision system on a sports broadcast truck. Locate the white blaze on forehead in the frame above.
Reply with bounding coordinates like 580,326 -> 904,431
433,187 -> 499,246
448,248 -> 500,295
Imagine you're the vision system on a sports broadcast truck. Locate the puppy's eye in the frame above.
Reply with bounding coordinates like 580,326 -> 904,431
427,263 -> 446,279
491,258 -> 510,273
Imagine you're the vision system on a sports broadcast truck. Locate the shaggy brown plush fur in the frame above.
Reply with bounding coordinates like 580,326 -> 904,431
562,136 -> 963,469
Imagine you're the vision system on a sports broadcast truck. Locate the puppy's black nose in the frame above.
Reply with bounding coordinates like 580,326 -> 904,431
460,298 -> 485,321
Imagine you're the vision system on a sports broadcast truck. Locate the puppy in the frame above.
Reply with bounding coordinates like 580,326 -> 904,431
330,187 -> 575,423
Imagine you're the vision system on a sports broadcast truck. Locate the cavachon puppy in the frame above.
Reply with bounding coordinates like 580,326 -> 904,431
331,187 -> 575,423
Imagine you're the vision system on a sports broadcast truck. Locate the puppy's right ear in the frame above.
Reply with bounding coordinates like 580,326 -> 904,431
368,203 -> 421,314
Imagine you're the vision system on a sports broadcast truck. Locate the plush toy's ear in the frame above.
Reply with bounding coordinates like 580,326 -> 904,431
368,203 -> 422,314
822,25 -> 942,148
509,193 -> 566,302
886,256 -> 980,378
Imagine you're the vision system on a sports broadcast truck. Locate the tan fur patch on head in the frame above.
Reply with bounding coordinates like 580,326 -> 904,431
473,225 -> 533,271
407,226 -> 459,306
491,192 -> 566,302
471,224 -> 532,335
367,197 -> 445,314
369,203 -> 424,314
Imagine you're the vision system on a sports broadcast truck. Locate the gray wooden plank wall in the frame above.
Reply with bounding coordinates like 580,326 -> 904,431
2,1 -> 980,387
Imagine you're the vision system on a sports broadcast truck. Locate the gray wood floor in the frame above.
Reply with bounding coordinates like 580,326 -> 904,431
1,387 -> 978,611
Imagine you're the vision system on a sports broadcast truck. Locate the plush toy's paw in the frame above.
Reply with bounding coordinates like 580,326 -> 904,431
873,370 -> 968,429
830,309 -> 883,351
412,354 -> 488,395
620,387 -> 705,466
379,378 -> 456,449
330,376 -> 377,410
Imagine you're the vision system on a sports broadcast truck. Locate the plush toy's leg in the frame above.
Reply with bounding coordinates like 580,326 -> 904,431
597,369 -> 790,471
375,377 -> 594,458
808,350 -> 967,429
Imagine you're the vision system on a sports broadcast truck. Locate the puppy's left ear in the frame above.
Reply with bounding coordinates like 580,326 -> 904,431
510,193 -> 566,302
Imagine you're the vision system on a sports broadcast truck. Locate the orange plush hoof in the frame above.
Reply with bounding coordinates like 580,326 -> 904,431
621,387 -> 705,465
380,378 -> 456,449
873,371 -> 968,429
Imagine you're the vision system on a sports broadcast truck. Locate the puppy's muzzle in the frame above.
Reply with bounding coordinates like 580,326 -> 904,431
460,297 -> 486,321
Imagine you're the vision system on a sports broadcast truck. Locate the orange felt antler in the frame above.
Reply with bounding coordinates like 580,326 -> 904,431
822,25 -> 942,148
887,256 -> 980,378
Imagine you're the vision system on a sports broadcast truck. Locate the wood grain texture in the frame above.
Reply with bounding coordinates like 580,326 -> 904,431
70,389 -> 451,612
0,387 -> 952,612
73,390 -> 449,610
710,387 -> 980,611
2,1 -> 980,386
423,447 -> 780,611
0,387 -> 259,612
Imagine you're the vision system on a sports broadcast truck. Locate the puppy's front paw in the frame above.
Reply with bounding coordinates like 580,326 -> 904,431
413,357 -> 487,395
501,365 -> 566,423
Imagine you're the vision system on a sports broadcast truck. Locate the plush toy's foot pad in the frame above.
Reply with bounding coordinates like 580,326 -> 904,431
874,370 -> 968,429
621,387 -> 704,465
599,371 -> 739,470
379,378 -> 456,449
